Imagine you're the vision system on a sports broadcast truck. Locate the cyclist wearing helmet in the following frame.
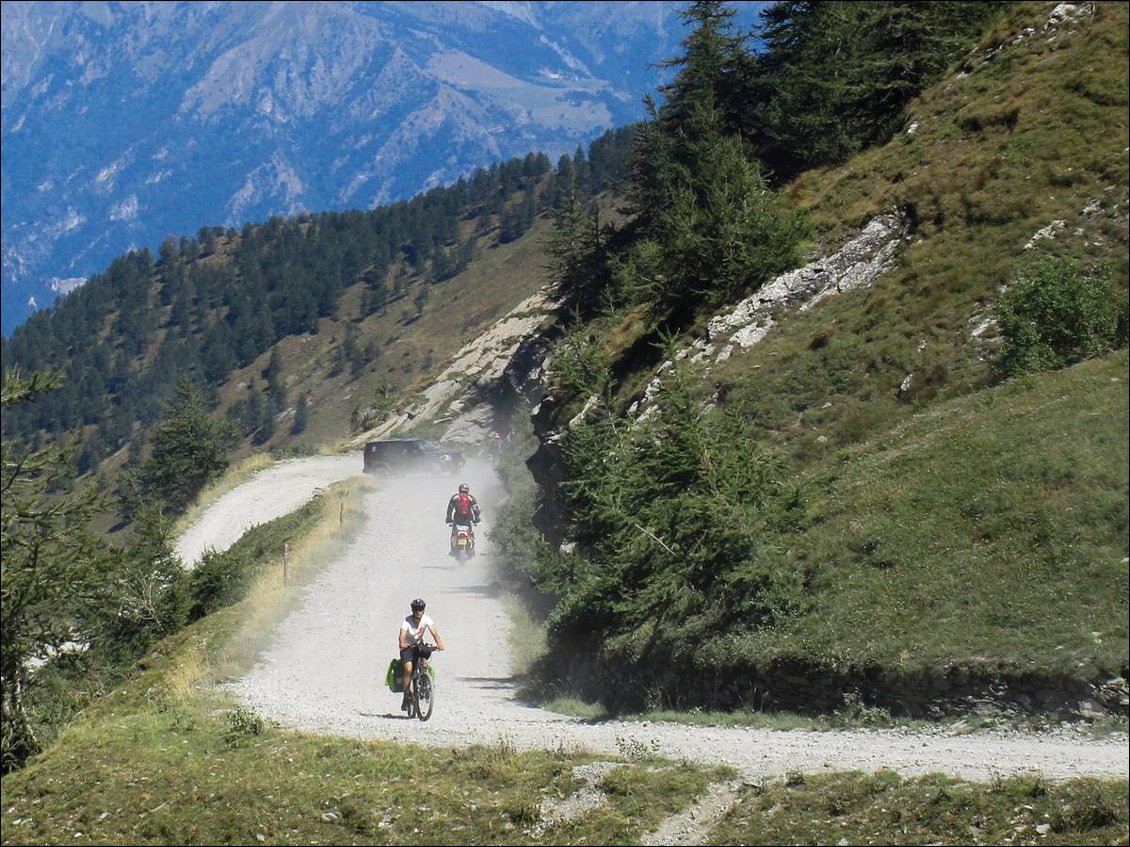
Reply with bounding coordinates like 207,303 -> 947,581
445,482 -> 481,526
398,598 -> 445,711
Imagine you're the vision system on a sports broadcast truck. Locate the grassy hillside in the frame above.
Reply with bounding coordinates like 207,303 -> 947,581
514,1 -> 1128,716
737,351 -> 1128,699
221,215 -> 554,455
715,0 -> 1128,465
721,0 -> 1129,693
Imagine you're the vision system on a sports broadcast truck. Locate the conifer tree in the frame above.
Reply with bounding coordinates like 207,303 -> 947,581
751,1 -> 1007,181
551,154 -> 576,208
655,0 -> 751,143
625,6 -> 805,320
546,195 -> 607,318
138,374 -> 236,515
2,370 -> 107,772
291,394 -> 309,435
265,346 -> 287,409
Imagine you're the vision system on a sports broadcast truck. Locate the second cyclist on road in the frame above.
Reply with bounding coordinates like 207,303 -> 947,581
446,482 -> 481,527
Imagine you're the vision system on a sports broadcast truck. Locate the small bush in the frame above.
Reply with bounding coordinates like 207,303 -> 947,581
993,256 -> 1124,379
833,690 -> 892,727
1051,781 -> 1123,832
223,705 -> 266,747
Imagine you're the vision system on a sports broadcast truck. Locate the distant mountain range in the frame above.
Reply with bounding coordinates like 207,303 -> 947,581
0,0 -> 765,335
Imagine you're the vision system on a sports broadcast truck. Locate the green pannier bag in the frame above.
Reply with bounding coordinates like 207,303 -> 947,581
385,658 -> 403,692
385,655 -> 437,693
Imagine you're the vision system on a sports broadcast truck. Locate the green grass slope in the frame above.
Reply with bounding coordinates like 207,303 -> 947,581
736,351 -> 1128,711
723,1 -> 1128,465
717,2 -> 1130,708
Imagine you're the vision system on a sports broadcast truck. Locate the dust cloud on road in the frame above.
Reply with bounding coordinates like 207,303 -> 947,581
202,455 -> 1128,783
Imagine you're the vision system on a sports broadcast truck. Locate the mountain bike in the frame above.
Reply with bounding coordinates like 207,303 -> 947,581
405,642 -> 436,721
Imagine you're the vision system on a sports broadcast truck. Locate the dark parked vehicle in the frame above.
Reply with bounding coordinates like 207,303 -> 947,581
363,438 -> 464,476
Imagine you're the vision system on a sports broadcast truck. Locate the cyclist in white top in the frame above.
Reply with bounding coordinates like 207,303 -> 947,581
398,598 -> 445,710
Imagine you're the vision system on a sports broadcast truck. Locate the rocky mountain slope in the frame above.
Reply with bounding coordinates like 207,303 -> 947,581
0,0 -> 765,335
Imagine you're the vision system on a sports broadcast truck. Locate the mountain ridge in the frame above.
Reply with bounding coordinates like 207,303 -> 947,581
0,0 -> 766,335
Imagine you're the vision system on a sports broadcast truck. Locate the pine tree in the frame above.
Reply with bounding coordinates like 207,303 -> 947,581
291,394 -> 309,435
546,195 -> 607,318
2,370 -> 108,772
626,79 -> 804,317
265,346 -> 287,409
655,0 -> 751,142
139,374 -> 236,515
751,1 -> 1008,181
551,154 -> 576,209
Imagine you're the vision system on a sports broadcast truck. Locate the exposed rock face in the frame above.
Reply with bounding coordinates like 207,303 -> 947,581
630,213 -> 910,419
523,213 -> 911,547
348,289 -> 558,449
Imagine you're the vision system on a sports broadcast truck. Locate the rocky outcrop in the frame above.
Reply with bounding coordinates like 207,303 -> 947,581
524,213 -> 911,546
630,213 -> 909,420
348,290 -> 558,449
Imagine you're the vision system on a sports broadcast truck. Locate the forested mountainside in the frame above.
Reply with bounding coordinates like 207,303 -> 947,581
0,0 -> 767,336
3,0 -> 1127,775
0,132 -> 631,487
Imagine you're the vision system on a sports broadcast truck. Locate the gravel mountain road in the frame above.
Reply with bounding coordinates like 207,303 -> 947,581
199,455 -> 1128,784
175,454 -> 361,565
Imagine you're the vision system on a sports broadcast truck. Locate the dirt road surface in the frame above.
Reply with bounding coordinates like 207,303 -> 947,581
190,455 -> 1128,784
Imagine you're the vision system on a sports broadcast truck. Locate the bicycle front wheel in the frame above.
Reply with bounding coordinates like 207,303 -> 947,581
413,670 -> 435,721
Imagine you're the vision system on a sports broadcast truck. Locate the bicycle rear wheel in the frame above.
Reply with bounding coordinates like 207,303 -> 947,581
413,670 -> 434,721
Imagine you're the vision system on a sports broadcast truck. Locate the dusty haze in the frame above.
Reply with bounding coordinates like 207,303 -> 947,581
177,453 -> 1130,783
